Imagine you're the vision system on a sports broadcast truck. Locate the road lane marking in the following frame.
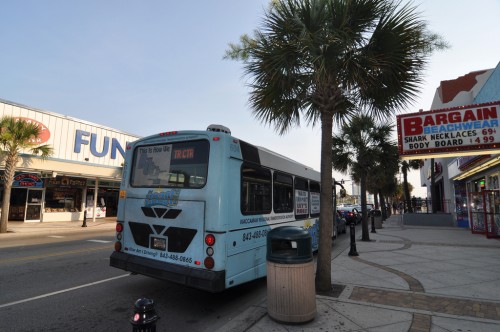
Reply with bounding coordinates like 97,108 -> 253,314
47,235 -> 65,238
0,274 -> 130,309
87,240 -> 112,243
0,245 -> 112,264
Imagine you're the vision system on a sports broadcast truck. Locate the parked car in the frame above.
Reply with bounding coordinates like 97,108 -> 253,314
366,204 -> 374,212
336,211 -> 347,235
337,206 -> 361,224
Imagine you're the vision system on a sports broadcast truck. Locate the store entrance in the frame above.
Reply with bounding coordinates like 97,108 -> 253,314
86,187 -> 118,218
26,189 -> 43,221
8,188 -> 43,221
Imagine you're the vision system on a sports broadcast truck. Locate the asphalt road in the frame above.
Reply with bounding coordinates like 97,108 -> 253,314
0,226 -> 354,331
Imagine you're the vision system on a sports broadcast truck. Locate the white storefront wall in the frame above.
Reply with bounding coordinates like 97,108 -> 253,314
0,99 -> 141,222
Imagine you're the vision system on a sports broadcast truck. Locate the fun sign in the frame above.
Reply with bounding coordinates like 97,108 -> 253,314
397,101 -> 500,159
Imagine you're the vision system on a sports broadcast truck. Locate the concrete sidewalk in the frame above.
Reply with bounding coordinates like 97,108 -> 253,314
218,215 -> 500,332
0,218 -> 116,248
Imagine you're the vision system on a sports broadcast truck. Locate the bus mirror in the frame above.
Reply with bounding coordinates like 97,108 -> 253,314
339,188 -> 346,198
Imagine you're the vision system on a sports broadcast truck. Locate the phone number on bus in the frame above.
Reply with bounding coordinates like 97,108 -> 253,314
160,252 -> 193,263
242,229 -> 269,241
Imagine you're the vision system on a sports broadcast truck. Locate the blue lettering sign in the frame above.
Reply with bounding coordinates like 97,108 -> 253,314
74,130 -> 89,153
111,138 -> 125,159
90,133 -> 109,157
74,130 -> 128,159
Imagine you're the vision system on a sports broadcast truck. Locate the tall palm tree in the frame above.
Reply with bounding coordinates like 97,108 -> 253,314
0,117 -> 52,233
367,142 -> 399,217
226,0 -> 446,291
400,159 -> 421,212
332,115 -> 394,241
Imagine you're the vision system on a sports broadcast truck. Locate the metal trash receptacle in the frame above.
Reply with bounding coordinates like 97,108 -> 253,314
266,226 -> 316,324
372,209 -> 383,228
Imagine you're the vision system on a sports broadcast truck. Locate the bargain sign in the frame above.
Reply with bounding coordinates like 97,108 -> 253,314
397,101 -> 500,159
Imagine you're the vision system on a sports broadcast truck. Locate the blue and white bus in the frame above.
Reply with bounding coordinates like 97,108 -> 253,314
110,125 -> 331,292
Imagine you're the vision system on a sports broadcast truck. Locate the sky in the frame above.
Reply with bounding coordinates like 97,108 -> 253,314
1,0 -> 499,198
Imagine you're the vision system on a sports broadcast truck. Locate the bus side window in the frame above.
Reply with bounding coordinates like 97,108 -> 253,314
241,163 -> 272,215
294,177 -> 309,220
310,181 -> 320,218
274,172 -> 293,213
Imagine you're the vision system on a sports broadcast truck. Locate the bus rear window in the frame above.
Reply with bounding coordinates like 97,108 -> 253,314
130,140 -> 209,188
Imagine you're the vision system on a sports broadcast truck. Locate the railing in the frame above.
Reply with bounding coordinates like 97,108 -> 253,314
393,199 -> 453,214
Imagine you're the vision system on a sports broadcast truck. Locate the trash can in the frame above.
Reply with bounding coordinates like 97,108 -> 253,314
266,226 -> 316,324
372,209 -> 383,229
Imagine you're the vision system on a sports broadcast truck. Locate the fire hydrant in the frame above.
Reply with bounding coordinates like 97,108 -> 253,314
130,298 -> 159,332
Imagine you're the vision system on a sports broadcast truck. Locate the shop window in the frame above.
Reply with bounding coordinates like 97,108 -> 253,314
9,189 -> 27,220
488,175 -> 499,190
45,187 -> 83,212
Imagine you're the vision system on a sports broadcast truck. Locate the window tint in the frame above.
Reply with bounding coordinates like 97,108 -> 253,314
130,140 -> 209,188
241,164 -> 272,215
294,177 -> 309,219
310,181 -> 320,218
273,172 -> 293,213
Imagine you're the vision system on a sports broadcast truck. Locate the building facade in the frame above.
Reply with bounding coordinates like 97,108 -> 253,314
0,99 -> 141,222
419,61 -> 500,237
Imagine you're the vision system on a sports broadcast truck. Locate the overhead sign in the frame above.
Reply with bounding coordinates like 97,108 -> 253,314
13,173 -> 44,188
397,101 -> 500,159
13,117 -> 51,144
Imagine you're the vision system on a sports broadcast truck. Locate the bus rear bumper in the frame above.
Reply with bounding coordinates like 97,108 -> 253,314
110,251 -> 226,292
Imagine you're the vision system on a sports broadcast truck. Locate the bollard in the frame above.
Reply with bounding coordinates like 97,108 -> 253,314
81,210 -> 87,227
348,222 -> 359,256
370,212 -> 376,233
130,298 -> 159,332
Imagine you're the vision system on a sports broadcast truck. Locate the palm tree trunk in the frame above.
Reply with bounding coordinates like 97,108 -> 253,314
315,111 -> 334,292
430,158 -> 437,213
360,174 -> 370,241
403,169 -> 412,213
0,182 -> 13,233
379,192 -> 387,220
0,153 -> 18,233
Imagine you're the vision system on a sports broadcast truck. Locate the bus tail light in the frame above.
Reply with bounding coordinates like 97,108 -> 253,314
204,257 -> 215,269
205,234 -> 215,246
204,234 -> 215,268
159,131 -> 178,136
115,222 -> 123,251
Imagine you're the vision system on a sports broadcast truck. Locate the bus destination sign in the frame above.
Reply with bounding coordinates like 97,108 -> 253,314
173,147 -> 195,160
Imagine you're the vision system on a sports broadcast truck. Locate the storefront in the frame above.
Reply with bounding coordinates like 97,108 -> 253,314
414,62 -> 500,237
0,99 -> 140,222
455,160 -> 500,238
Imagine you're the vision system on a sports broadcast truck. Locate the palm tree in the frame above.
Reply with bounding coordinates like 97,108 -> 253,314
225,0 -> 446,291
367,142 -> 399,218
400,159 -> 421,212
332,115 -> 394,240
0,117 -> 52,233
